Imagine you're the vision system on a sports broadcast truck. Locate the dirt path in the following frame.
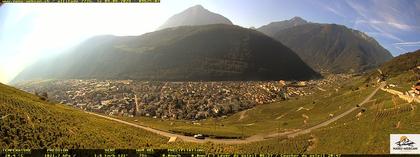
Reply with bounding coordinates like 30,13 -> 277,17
1,114 -> 10,119
86,82 -> 386,144
238,110 -> 247,121
238,108 -> 253,121
85,111 -> 262,144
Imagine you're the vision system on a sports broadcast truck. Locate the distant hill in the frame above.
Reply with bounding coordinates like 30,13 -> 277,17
158,5 -> 233,30
378,49 -> 419,76
258,17 -> 393,73
13,24 -> 320,83
366,49 -> 419,82
0,83 -> 167,148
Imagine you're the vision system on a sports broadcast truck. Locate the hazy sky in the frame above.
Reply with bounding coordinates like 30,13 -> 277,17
0,0 -> 419,83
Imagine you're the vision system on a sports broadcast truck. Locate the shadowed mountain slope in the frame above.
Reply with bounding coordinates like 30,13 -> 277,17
13,24 -> 320,82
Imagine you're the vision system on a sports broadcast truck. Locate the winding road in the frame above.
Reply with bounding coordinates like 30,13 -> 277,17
85,82 -> 386,144
287,81 -> 386,138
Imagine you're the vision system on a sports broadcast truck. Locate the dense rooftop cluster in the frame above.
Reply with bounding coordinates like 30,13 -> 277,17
16,74 -> 351,120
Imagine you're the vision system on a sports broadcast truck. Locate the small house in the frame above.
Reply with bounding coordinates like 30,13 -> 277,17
414,82 -> 420,95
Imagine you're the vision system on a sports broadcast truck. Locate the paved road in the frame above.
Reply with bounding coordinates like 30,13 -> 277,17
85,111 -> 258,144
85,82 -> 386,144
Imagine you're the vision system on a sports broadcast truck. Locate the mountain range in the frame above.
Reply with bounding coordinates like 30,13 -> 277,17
257,17 -> 393,73
13,5 -> 394,82
12,24 -> 319,82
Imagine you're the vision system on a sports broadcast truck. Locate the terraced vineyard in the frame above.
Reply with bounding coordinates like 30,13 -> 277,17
235,135 -> 312,154
0,83 -> 168,148
159,135 -> 312,154
376,104 -> 414,119
309,101 -> 418,154
307,72 -> 419,154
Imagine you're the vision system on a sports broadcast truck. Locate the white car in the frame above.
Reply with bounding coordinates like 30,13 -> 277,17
194,134 -> 205,139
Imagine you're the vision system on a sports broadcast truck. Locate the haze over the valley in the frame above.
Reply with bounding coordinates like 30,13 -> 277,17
1,0 -> 419,83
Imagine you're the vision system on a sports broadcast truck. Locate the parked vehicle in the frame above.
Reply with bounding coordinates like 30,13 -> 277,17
194,134 -> 205,139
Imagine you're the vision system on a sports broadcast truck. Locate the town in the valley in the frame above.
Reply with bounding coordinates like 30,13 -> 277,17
15,74 -> 352,120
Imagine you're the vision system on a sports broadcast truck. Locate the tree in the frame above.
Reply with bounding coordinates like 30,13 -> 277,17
42,92 -> 48,98
40,92 -> 48,101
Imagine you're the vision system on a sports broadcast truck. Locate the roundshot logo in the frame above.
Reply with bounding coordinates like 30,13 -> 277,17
395,136 -> 415,147
390,134 -> 420,154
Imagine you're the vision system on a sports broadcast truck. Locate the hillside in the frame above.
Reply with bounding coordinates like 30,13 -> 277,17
377,49 -> 419,77
258,18 -> 393,73
0,83 -> 167,148
158,5 -> 233,30
13,24 -> 320,82
366,49 -> 419,83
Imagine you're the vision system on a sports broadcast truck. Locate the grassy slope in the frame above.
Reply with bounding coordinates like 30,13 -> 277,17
0,83 -> 168,149
366,49 -> 419,82
378,50 -> 419,77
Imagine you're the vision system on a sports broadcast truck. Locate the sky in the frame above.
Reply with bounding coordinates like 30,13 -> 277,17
0,0 -> 419,83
